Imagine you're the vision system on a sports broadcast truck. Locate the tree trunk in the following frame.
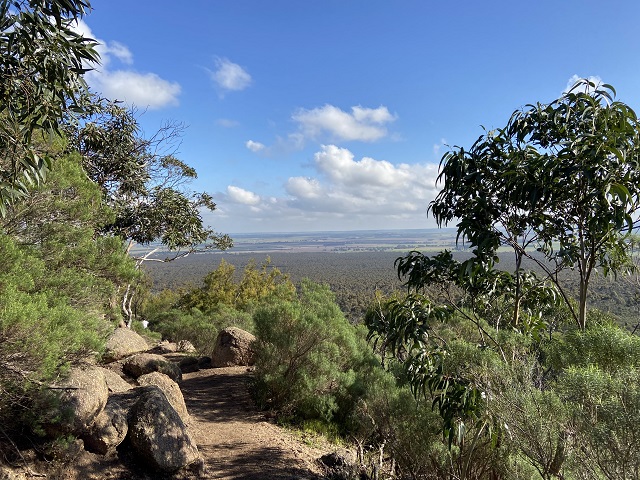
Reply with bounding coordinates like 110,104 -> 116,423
578,279 -> 588,330
512,251 -> 523,326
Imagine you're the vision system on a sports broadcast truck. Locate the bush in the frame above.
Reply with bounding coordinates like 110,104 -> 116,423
177,257 -> 296,314
0,235 -> 111,434
253,280 -> 368,423
0,155 -> 136,438
150,304 -> 253,357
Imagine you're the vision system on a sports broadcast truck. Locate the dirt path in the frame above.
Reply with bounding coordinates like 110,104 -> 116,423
181,366 -> 329,480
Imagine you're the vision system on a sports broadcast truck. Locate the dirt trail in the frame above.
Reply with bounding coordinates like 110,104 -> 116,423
181,366 -> 329,480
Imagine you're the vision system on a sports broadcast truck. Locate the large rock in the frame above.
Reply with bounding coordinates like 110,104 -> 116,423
104,328 -> 149,363
178,356 -> 200,374
50,365 -> 109,435
81,399 -> 128,455
177,340 -> 197,353
211,327 -> 256,367
98,367 -> 133,393
122,353 -> 182,382
128,386 -> 200,472
155,340 -> 178,354
137,372 -> 189,423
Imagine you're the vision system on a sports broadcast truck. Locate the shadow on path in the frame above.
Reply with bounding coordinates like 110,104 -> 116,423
180,367 -> 323,480
181,368 -> 257,424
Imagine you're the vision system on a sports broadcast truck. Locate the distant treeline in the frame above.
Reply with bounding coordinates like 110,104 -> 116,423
142,250 -> 640,328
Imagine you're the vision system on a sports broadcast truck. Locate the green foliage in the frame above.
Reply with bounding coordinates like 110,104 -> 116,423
143,258 -> 296,356
559,366 -> 640,480
63,98 -> 232,254
1,152 -> 139,312
151,305 -> 252,357
178,257 -> 296,314
431,79 -> 640,329
0,153 -> 136,436
0,233 -> 111,432
253,280 -> 371,424
0,0 -> 98,212
548,315 -> 640,374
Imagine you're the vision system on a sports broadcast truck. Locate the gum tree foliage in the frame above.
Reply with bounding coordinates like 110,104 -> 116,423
64,98 -> 232,255
0,0 -> 98,214
366,79 -> 640,458
63,98 -> 232,323
430,79 -> 640,330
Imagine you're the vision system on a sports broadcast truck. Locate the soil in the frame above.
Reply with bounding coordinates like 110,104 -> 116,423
182,366 -> 331,480
4,366 -> 343,479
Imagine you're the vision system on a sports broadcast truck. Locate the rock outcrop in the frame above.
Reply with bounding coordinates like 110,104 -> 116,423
98,367 -> 133,393
81,400 -> 128,455
41,340 -> 202,474
122,353 -> 182,382
137,372 -> 189,423
50,365 -> 109,435
211,327 -> 256,367
128,386 -> 200,472
177,340 -> 197,353
104,328 -> 149,363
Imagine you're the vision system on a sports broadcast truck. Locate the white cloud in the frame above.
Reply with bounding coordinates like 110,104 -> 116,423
288,145 -> 438,215
208,145 -> 441,233
72,20 -> 180,109
564,75 -> 603,94
210,57 -> 252,93
106,41 -> 133,65
226,186 -> 261,205
314,145 -> 402,187
245,140 -> 266,153
292,105 -> 397,142
285,177 -> 322,199
242,104 -> 396,156
88,71 -> 180,109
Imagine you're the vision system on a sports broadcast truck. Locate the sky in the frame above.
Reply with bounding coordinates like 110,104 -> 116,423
79,1 -> 640,234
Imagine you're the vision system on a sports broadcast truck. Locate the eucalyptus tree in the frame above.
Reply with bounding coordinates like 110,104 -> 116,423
366,79 -> 640,469
64,98 -> 232,323
431,79 -> 640,329
0,0 -> 98,214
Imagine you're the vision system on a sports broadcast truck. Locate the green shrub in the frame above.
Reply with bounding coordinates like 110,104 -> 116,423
557,363 -> 640,478
253,280 -> 366,423
150,304 -> 253,357
151,309 -> 219,356
177,257 -> 296,314
0,235 -> 111,433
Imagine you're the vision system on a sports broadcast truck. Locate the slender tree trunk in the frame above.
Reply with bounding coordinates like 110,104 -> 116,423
512,251 -> 523,326
578,278 -> 588,330
122,283 -> 133,327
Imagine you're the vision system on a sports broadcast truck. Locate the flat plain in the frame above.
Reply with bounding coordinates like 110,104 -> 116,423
142,229 -> 640,328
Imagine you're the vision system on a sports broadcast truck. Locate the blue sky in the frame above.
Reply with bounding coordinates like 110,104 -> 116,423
79,1 -> 640,234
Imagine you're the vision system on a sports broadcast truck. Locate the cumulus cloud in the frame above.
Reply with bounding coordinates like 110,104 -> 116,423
564,74 -> 604,93
204,145 -> 441,233
243,104 -> 396,156
245,140 -> 266,153
226,185 -> 261,205
292,105 -> 396,142
210,57 -> 252,93
89,71 -> 180,109
286,145 -> 439,215
285,177 -> 323,199
72,20 -> 180,109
